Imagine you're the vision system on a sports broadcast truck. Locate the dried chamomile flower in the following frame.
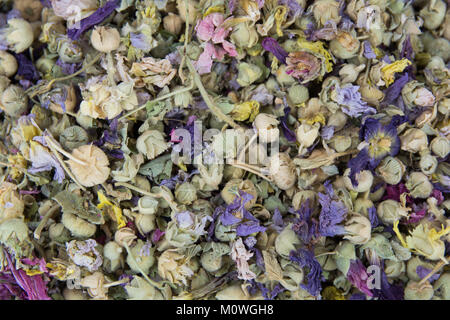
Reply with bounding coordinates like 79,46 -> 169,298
269,153 -> 297,190
136,130 -> 169,160
125,276 -> 164,300
67,144 -> 110,187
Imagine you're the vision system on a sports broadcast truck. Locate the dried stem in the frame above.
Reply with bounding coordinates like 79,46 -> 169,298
418,257 -> 449,286
185,57 -> 242,130
45,136 -> 87,166
34,204 -> 61,240
228,160 -> 273,182
118,83 -> 194,121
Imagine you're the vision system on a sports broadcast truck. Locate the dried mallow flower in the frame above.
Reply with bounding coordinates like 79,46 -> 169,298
377,200 -> 408,226
67,144 -> 110,187
157,248 -> 196,286
430,136 -> 450,159
405,172 -> 433,199
90,26 -> 121,53
163,13 -> 183,35
136,130 -> 169,160
343,169 -> 373,193
376,156 -> 405,185
343,212 -> 372,245
400,128 -> 428,154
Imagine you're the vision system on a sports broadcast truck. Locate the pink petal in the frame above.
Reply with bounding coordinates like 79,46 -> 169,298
212,27 -> 230,43
194,43 -> 215,74
195,17 -> 215,42
209,13 -> 225,27
222,40 -> 237,57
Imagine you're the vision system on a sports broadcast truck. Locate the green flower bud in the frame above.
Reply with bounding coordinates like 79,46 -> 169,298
377,199 -> 407,225
174,182 -> 197,205
288,84 -> 309,105
328,135 -> 352,152
343,168 -> 373,193
90,26 -> 121,53
419,152 -> 438,175
214,221 -> 236,242
0,50 -> 17,77
354,198 -> 374,217
126,239 -> 155,275
236,62 -> 262,87
103,241 -> 124,273
430,136 -> 450,159
221,179 -> 257,209
1,84 -> 28,117
1,18 -> 34,53
420,0 -> 446,30
230,22 -> 258,49
384,260 -> 405,278
329,30 -> 360,59
434,273 -> 450,299
135,213 -> 156,234
58,39 -> 83,63
61,212 -> 97,239
405,172 -> 433,199
376,156 -> 405,185
405,280 -> 434,300
406,256 -> 435,282
276,64 -> 296,86
327,111 -> 348,131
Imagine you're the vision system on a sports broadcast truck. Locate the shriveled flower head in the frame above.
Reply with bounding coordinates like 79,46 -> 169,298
157,249 -> 195,286
230,238 -> 256,281
285,51 -> 322,84
66,239 -> 103,272
347,259 -> 373,297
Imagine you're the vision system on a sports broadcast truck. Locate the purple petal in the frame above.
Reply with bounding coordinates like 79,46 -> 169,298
262,37 -> 288,64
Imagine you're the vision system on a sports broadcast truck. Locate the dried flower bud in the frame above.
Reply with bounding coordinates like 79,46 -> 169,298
384,260 -> 405,279
1,18 -> 34,53
269,153 -> 297,190
61,212 -> 97,238
236,62 -> 262,87
377,200 -> 407,225
230,22 -> 258,49
419,152 -> 438,175
311,0 -> 341,27
57,39 -> 83,63
329,31 -> 360,59
67,144 -> 110,187
420,0 -> 446,30
103,241 -> 123,273
405,280 -> 434,300
0,51 -> 17,77
434,273 -> 450,300
430,136 -> 450,159
135,213 -> 156,235
334,240 -> 356,276
60,126 -> 89,150
329,135 -> 352,152
163,13 -> 183,35
176,0 -> 198,24
401,81 -> 435,110
114,227 -> 137,247
90,26 -> 121,53
406,256 -> 435,282
400,128 -> 428,154
136,130 -> 169,160
376,156 -> 405,185
343,212 -> 371,245
405,172 -> 433,199
353,198 -> 374,217
136,196 -> 159,215
254,113 -> 280,144
343,168 -> 373,193
296,123 -> 320,148
339,63 -> 365,84
221,179 -> 257,209
1,84 -> 28,117
327,111 -> 348,131
288,84 -> 309,105
126,240 -> 155,275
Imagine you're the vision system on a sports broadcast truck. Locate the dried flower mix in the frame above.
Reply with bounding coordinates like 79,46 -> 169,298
0,0 -> 448,302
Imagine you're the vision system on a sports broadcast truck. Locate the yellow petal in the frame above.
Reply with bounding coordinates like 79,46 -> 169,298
393,220 -> 409,249
381,59 -> 412,87
297,38 -> 334,73
97,190 -> 112,209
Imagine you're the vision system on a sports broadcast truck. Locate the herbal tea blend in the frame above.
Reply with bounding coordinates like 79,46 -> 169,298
0,0 -> 449,301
